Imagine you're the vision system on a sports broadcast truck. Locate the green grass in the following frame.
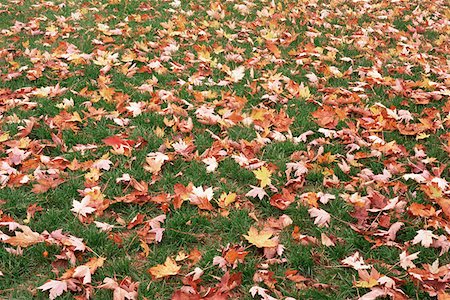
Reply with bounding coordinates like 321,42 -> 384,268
0,0 -> 449,299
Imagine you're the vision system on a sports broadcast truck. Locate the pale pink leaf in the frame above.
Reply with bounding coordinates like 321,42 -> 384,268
308,208 -> 330,227
38,280 -> 68,300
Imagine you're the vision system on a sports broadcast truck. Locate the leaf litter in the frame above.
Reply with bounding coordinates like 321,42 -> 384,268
0,0 -> 449,299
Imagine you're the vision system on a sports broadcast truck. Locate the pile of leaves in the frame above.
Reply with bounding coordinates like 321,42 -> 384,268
0,0 -> 449,299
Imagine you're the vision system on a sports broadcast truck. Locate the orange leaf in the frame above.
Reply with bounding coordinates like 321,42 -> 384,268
435,197 -> 450,220
266,41 -> 281,58
311,106 -> 339,129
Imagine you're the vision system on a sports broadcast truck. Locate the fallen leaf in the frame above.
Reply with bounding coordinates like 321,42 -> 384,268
412,230 -> 437,248
148,257 -> 181,279
253,167 -> 272,188
399,251 -> 420,270
308,207 -> 331,227
38,280 -> 68,300
243,227 -> 277,248
4,226 -> 44,247
71,197 -> 96,217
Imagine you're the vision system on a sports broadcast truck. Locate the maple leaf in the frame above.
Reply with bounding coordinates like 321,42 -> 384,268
85,256 -> 106,273
102,135 -> 134,156
359,287 -> 388,300
5,246 -> 23,256
185,267 -> 204,281
253,166 -> 272,188
265,41 -> 280,58
399,251 -> 420,270
438,291 -> 450,300
321,233 -> 335,247
434,196 -> 450,220
354,277 -> 378,288
148,257 -> 181,279
70,197 -> 96,217
126,102 -> 145,117
218,192 -> 237,208
26,203 -> 43,222
249,286 -> 277,300
311,106 -> 339,129
73,265 -> 91,284
195,105 -> 221,125
98,277 -> 139,300
202,157 -> 218,173
341,252 -> 371,270
293,130 -> 314,143
92,158 -> 112,171
270,188 -> 295,210
412,230 -> 437,248
144,152 -> 169,174
298,82 -> 311,99
408,203 -> 436,217
243,227 -> 277,248
308,207 -> 330,227
229,66 -> 245,82
305,73 -> 319,84
4,225 -> 44,247
318,192 -> 336,204
189,186 -> 214,210
94,221 -> 114,232
38,280 -> 67,300
246,185 -> 268,200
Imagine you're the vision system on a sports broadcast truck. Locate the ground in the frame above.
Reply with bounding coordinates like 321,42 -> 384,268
0,0 -> 450,299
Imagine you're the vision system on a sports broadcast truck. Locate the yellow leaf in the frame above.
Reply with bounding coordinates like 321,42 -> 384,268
99,87 -> 115,102
154,127 -> 165,138
69,112 -> 82,122
416,133 -> 430,140
148,257 -> 180,279
218,192 -> 237,208
354,278 -> 378,288
243,227 -> 277,248
253,166 -> 272,188
261,30 -> 278,40
175,251 -> 188,262
298,85 -> 310,99
250,109 -> 266,121
140,241 -> 150,257
0,132 -> 10,142
198,50 -> 211,63
85,257 -> 106,272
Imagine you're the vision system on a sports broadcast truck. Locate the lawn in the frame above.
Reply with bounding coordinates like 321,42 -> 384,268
0,0 -> 449,299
